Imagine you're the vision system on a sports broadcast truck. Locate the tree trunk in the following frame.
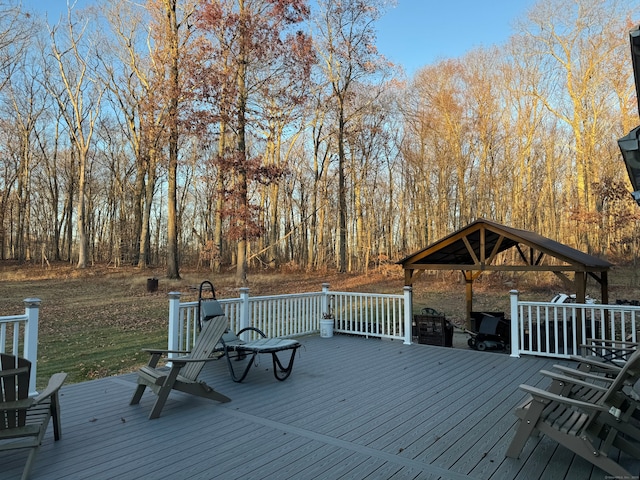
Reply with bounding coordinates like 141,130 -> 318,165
235,0 -> 248,286
139,150 -> 157,267
213,156 -> 224,272
337,99 -> 347,273
76,147 -> 88,268
165,0 -> 180,279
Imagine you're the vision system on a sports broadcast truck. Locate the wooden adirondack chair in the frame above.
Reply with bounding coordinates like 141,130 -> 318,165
130,314 -> 231,419
0,353 -> 66,480
506,349 -> 640,477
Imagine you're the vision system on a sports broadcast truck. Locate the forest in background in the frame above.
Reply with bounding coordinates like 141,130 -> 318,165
1,0 -> 640,284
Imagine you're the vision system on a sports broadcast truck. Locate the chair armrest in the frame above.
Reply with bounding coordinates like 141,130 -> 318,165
519,384 -> 608,412
142,349 -> 192,368
32,372 -> 67,404
551,365 -> 615,384
142,348 -> 190,355
569,355 -> 623,373
539,370 -> 609,393
168,357 -> 222,366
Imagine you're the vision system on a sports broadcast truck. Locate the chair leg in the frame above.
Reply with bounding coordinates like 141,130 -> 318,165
505,419 -> 535,458
21,446 -> 40,480
51,392 -> 62,441
225,348 -> 258,383
272,349 -> 298,381
148,367 -> 182,419
130,383 -> 147,405
149,384 -> 172,419
505,400 -> 547,458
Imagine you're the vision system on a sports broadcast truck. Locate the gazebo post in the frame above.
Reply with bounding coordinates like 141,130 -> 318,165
404,268 -> 414,287
600,270 -> 609,304
575,271 -> 587,342
464,271 -> 473,330
575,271 -> 587,304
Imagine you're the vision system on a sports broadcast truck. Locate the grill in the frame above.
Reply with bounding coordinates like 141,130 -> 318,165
413,313 -> 453,347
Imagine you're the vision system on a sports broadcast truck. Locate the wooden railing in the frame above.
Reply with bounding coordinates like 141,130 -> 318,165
510,290 -> 640,359
0,298 -> 40,394
168,283 -> 413,355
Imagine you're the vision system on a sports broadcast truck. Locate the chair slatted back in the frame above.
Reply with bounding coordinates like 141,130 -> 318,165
0,353 -> 31,431
181,312 -> 228,380
603,348 -> 640,393
596,348 -> 640,417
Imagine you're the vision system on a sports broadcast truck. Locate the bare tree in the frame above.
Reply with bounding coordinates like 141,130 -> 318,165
314,0 -> 391,272
99,0 -> 168,267
47,8 -> 105,268
3,50 -> 48,261
0,1 -> 36,259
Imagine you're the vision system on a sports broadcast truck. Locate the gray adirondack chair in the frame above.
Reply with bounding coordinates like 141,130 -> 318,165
0,353 -> 66,480
506,348 -> 640,477
130,314 -> 230,419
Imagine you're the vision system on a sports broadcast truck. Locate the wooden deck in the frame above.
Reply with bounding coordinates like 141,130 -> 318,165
4,334 -> 639,479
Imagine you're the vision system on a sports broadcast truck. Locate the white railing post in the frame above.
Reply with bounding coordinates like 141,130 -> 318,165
321,283 -> 330,318
320,283 -> 331,334
23,298 -> 40,395
168,292 -> 182,360
239,288 -> 250,340
403,286 -> 413,345
510,290 -> 520,358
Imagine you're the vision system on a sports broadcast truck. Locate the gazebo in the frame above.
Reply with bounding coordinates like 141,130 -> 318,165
397,219 -> 613,326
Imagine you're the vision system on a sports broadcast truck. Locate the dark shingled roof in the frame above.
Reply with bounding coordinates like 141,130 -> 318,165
397,218 -> 612,270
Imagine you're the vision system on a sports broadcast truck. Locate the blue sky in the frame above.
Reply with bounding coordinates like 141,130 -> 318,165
376,0 -> 536,76
26,0 -> 535,76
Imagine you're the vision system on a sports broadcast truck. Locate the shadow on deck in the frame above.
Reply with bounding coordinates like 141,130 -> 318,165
4,334 -> 637,479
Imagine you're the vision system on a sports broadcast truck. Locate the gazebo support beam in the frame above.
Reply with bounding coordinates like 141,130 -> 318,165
462,270 -> 484,329
601,271 -> 609,304
464,271 -> 473,329
587,271 -> 609,304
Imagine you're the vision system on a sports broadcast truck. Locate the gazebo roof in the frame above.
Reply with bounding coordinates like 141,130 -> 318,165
397,218 -> 612,272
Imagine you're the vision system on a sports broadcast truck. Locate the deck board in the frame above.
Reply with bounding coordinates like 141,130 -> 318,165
3,334 -> 638,479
